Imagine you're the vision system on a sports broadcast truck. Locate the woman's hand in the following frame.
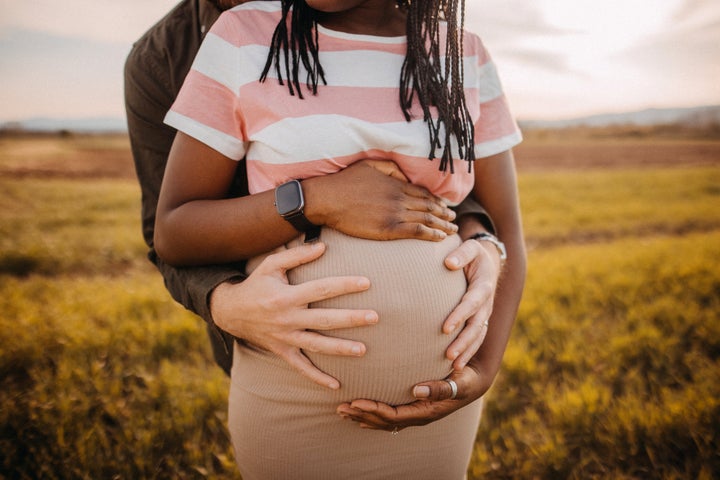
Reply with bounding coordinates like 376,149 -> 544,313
303,160 -> 458,242
336,362 -> 491,432
442,232 -> 503,370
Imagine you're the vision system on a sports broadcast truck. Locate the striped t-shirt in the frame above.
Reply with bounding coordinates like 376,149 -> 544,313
165,1 -> 522,205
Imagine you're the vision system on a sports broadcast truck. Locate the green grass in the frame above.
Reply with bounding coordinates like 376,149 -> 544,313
0,179 -> 146,276
520,167 -> 720,246
471,232 -> 720,479
1,163 -> 718,479
0,272 -> 235,479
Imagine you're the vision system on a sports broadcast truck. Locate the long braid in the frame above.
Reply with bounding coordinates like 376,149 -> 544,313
260,0 -> 325,98
261,0 -> 475,173
401,0 -> 475,172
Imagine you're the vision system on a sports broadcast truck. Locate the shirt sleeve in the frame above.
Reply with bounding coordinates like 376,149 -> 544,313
164,11 -> 249,161
470,35 -> 523,158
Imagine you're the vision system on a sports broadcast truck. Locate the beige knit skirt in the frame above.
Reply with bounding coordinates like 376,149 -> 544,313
230,228 -> 484,479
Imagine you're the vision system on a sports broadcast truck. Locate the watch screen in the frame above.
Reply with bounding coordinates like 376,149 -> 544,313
275,180 -> 303,216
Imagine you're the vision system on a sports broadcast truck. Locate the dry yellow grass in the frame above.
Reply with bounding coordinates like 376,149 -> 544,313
1,129 -> 718,478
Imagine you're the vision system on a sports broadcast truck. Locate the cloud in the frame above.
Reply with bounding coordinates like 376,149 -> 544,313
672,0 -> 720,23
617,0 -> 720,65
0,28 -> 129,120
497,48 -> 572,74
0,0 -> 178,44
464,0 -> 577,76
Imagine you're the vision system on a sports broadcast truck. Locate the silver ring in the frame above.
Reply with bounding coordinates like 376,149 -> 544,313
446,379 -> 458,400
391,426 -> 399,435
483,319 -> 489,329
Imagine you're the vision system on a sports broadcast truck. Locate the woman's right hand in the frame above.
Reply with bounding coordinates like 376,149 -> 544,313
303,160 -> 458,241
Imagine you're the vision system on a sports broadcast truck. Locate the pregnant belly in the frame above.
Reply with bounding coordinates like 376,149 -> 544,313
286,228 -> 467,405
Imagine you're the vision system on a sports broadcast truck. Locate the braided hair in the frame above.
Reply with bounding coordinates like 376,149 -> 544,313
259,0 -> 475,173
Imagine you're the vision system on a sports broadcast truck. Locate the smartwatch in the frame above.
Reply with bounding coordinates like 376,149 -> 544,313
274,179 -> 321,242
469,232 -> 507,262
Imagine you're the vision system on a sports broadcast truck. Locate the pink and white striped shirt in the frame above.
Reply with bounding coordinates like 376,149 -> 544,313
165,1 -> 521,205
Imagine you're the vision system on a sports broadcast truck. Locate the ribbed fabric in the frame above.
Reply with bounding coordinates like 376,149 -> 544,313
230,230 -> 484,479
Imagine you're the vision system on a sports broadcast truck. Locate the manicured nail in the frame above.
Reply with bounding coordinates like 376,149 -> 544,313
351,345 -> 363,355
447,256 -> 460,268
357,277 -> 370,288
328,381 -> 340,390
413,386 -> 430,398
365,312 -> 378,323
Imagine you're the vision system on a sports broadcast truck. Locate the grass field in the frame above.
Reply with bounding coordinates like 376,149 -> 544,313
1,132 -> 718,479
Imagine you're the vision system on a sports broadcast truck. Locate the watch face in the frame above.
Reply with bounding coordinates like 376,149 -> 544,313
275,180 -> 304,217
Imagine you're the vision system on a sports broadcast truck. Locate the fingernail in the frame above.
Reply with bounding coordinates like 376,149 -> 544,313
445,323 -> 456,334
357,277 -> 370,288
413,386 -> 430,398
447,256 -> 460,268
351,345 -> 363,355
328,381 -> 340,390
365,312 -> 378,323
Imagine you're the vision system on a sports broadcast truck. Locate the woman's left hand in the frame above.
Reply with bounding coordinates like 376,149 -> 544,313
336,364 -> 490,432
442,233 -> 502,370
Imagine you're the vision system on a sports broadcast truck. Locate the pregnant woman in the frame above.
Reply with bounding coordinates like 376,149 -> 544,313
154,0 -> 525,478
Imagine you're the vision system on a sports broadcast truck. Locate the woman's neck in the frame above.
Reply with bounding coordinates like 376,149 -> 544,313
314,1 -> 406,37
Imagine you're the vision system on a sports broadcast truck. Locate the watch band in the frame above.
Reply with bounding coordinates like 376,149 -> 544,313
284,211 -> 321,242
275,180 -> 321,242
468,232 -> 507,261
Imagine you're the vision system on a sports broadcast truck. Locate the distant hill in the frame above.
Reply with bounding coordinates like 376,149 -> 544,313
2,105 -> 720,134
520,105 -> 720,130
0,117 -> 127,134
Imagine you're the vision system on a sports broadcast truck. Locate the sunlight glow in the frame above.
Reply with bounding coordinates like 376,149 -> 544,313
536,0 -> 683,61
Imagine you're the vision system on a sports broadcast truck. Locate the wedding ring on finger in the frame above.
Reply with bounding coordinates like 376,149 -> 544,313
446,379 -> 458,400
391,426 -> 400,436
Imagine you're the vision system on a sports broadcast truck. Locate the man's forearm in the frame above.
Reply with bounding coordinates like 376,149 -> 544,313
453,195 -> 496,235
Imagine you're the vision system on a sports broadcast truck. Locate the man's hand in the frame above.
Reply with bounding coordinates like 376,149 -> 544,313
336,363 -> 491,432
304,160 -> 458,242
210,242 -> 378,390
442,235 -> 502,370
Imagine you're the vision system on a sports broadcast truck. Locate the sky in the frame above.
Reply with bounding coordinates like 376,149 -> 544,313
0,0 -> 719,123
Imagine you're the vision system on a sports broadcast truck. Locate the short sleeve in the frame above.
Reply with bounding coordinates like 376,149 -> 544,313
164,11 -> 249,160
469,35 -> 523,158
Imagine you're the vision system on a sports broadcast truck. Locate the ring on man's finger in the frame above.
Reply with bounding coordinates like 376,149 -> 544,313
446,379 -> 458,399
391,426 -> 400,436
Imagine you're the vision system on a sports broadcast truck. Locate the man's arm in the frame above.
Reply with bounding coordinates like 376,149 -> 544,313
125,32 -> 246,373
